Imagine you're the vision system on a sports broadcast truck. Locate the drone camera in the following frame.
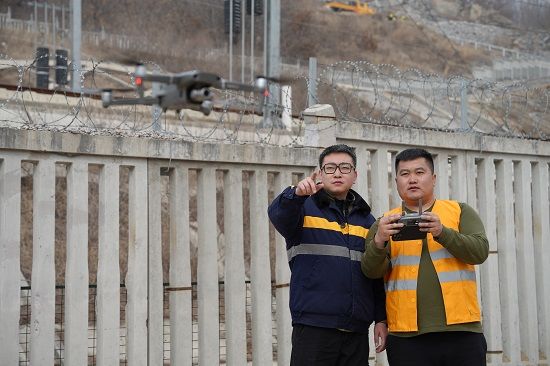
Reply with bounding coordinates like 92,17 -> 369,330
189,88 -> 212,103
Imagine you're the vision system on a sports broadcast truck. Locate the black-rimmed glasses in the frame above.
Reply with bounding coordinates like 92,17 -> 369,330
321,162 -> 355,174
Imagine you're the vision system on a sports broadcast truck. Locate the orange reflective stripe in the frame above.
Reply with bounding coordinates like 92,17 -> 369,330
303,216 -> 341,231
303,216 -> 369,238
347,224 -> 369,238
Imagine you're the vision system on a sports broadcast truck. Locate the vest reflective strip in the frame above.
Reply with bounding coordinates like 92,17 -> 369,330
287,243 -> 363,262
386,279 -> 418,292
390,249 -> 454,267
430,247 -> 455,261
391,255 -> 420,267
303,216 -> 369,238
437,270 -> 476,283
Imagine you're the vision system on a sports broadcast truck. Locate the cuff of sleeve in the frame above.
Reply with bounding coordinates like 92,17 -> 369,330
282,186 -> 305,200
367,241 -> 389,257
434,226 -> 451,243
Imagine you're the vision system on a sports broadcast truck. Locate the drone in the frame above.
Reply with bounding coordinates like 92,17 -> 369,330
101,64 -> 269,116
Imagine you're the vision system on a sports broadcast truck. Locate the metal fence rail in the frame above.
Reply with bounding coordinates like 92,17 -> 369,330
18,282 -> 281,365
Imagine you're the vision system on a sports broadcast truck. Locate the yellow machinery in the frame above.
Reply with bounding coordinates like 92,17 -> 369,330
324,1 -> 376,15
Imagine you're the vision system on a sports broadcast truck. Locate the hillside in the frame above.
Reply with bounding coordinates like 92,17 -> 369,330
4,0 -> 546,77
3,0 -> 549,287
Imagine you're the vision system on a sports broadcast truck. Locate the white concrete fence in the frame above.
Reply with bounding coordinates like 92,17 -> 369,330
1,105 -> 550,365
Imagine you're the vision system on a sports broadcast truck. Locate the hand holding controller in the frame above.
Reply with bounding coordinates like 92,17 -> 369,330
391,199 -> 427,241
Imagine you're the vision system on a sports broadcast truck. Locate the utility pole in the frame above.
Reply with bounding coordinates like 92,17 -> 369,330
308,57 -> 317,107
263,0 -> 281,127
229,0 -> 234,81
241,0 -> 246,83
51,4 -> 55,51
266,0 -> 280,84
33,1 -> 38,50
250,0 -> 255,82
70,0 -> 81,92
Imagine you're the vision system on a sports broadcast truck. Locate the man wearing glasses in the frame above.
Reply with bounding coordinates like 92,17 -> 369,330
268,144 -> 388,366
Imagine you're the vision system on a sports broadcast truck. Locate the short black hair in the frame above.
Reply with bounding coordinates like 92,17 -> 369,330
319,144 -> 357,167
395,148 -> 434,173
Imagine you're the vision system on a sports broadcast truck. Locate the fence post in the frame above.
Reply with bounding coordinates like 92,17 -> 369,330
281,85 -> 292,131
308,57 -> 317,107
302,104 -> 336,148
152,82 -> 162,131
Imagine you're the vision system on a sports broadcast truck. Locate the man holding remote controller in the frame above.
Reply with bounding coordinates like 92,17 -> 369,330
361,148 -> 489,366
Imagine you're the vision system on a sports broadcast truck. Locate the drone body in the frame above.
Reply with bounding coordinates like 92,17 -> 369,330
101,66 -> 268,116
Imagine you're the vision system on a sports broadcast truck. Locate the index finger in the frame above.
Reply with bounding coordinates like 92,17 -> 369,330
310,169 -> 321,183
385,214 -> 402,223
421,212 -> 437,220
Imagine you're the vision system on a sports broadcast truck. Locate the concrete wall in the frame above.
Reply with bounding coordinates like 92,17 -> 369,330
1,104 -> 550,365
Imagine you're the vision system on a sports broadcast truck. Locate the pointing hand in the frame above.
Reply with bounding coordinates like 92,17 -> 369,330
295,170 -> 323,196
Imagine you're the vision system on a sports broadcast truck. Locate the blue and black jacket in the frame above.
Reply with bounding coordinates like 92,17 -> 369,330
268,186 -> 386,333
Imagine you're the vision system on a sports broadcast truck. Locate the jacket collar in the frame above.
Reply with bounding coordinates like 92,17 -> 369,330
312,188 -> 372,215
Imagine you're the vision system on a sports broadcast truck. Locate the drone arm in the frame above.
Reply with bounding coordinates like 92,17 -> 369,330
103,95 -> 159,107
222,81 -> 256,92
222,78 -> 268,93
121,97 -> 158,106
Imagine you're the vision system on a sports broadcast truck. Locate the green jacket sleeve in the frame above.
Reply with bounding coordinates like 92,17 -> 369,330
361,218 -> 391,279
436,202 -> 489,265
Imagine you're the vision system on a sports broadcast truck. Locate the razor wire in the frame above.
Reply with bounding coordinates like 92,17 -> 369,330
1,53 -> 549,146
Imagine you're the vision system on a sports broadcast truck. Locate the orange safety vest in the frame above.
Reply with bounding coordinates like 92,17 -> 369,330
384,200 -> 481,332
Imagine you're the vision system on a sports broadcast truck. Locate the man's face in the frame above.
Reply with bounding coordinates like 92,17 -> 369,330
395,157 -> 436,207
319,152 -> 357,200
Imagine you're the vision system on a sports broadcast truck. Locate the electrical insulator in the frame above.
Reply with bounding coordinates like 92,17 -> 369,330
233,0 -> 241,33
224,0 -> 230,34
36,47 -> 49,89
55,49 -> 68,86
254,0 -> 263,15
246,0 -> 263,16
224,0 -> 242,34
